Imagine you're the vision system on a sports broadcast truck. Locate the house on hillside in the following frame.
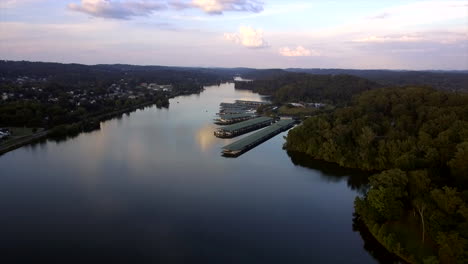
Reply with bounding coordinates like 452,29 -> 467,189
0,128 -> 11,140
289,103 -> 305,108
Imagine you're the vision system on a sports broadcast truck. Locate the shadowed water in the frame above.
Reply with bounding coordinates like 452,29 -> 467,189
0,83 -> 386,263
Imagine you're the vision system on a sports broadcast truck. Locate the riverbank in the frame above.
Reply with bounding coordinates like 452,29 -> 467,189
0,96 -> 172,156
0,130 -> 50,156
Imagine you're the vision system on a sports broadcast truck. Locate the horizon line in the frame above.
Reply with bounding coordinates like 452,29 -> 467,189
2,59 -> 468,72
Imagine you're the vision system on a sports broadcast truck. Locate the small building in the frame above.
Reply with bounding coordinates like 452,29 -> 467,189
289,103 -> 305,108
308,102 -> 326,108
0,129 -> 11,140
148,84 -> 173,92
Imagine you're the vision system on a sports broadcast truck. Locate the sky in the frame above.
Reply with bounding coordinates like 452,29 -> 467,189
0,0 -> 467,70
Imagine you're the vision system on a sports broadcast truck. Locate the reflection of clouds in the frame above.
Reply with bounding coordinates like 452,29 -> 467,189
126,135 -> 148,172
72,122 -> 110,175
195,123 -> 220,152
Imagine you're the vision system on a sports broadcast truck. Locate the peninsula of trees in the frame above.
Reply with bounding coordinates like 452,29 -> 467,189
285,86 -> 468,263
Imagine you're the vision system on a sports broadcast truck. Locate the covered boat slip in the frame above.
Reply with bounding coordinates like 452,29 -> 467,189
219,102 -> 248,109
222,119 -> 296,156
235,100 -> 269,107
214,117 -> 273,138
214,113 -> 256,125
218,108 -> 251,115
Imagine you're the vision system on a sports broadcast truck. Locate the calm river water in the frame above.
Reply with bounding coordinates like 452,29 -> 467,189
0,83 -> 397,263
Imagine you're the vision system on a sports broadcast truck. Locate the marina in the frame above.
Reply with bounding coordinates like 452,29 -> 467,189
235,100 -> 269,107
222,119 -> 296,156
218,108 -> 251,115
214,113 -> 256,125
214,116 -> 273,138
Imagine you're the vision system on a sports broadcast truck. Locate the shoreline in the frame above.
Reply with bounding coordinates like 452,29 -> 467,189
0,90 -> 196,156
285,149 -> 414,263
357,216 -> 414,264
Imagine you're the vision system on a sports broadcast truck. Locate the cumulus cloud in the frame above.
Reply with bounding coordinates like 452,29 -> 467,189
68,0 -> 167,19
279,46 -> 319,57
224,26 -> 268,48
171,0 -> 264,14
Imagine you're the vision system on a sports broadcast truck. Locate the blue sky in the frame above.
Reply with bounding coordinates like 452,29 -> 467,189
1,0 -> 467,69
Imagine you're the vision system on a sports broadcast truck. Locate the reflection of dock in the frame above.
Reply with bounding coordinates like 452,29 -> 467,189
222,119 -> 296,157
214,113 -> 255,125
214,117 -> 273,138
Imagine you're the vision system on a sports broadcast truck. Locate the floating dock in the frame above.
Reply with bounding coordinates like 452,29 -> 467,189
222,119 -> 296,157
235,100 -> 268,107
220,102 -> 248,109
214,117 -> 273,138
214,113 -> 255,125
218,108 -> 251,115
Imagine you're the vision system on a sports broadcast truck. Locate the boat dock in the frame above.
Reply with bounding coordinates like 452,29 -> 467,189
222,119 -> 296,157
214,117 -> 273,138
214,113 -> 255,125
235,100 -> 269,107
218,108 -> 251,115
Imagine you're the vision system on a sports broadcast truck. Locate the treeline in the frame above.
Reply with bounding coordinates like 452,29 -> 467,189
0,92 -> 167,129
285,86 -> 468,263
235,73 -> 379,105
0,60 -> 242,129
286,68 -> 468,93
0,61 -> 234,91
355,169 -> 468,263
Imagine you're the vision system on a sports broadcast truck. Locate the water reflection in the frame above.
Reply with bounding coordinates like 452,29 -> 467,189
0,83 -> 384,264
286,151 -> 371,194
195,124 -> 219,152
352,214 -> 403,264
286,150 -> 403,263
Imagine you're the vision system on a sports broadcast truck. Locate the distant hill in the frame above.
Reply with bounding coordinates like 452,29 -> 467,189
0,61 -> 234,87
285,68 -> 468,93
1,61 -> 466,93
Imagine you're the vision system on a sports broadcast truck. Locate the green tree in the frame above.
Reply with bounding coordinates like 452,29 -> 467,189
367,169 -> 408,221
448,142 -> 468,186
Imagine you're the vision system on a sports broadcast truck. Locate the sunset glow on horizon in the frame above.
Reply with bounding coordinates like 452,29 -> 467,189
1,0 -> 467,70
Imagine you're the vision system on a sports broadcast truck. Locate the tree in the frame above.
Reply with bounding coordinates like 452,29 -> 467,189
413,198 -> 427,243
408,170 -> 431,243
366,169 -> 408,221
448,142 -> 468,186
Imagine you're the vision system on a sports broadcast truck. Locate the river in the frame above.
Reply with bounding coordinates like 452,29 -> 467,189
0,82 -> 397,263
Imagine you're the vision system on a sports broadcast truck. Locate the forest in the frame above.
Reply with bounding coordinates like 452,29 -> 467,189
235,73 -> 380,105
285,68 -> 468,93
285,86 -> 468,263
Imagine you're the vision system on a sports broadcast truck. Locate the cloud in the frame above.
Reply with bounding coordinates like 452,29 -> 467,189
353,35 -> 422,43
171,0 -> 264,14
352,32 -> 468,44
68,0 -> 167,19
224,26 -> 268,48
369,12 -> 390,19
367,1 -> 467,28
0,0 -> 39,8
1,0 -> 20,8
279,46 -> 319,57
